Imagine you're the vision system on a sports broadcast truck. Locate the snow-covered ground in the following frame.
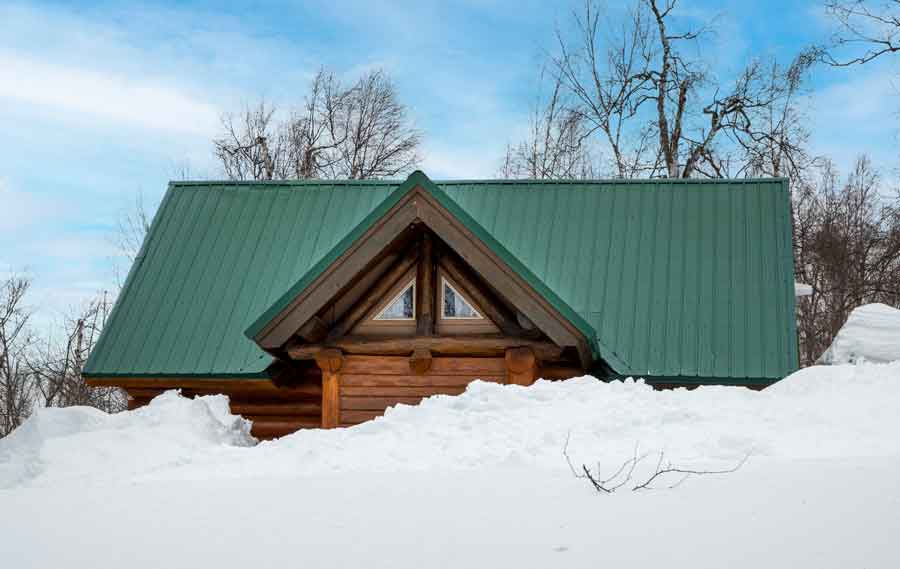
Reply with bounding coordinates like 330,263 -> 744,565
2,363 -> 900,568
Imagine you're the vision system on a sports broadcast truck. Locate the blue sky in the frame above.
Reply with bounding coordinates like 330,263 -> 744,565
1,0 -> 898,329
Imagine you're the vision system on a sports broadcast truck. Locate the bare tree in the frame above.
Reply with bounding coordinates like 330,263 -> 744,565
500,72 -> 599,179
336,70 -> 422,179
547,0 -> 810,179
214,101 -> 285,181
793,156 -> 900,364
214,68 -> 421,181
116,192 -> 152,264
28,292 -> 125,413
0,275 -> 35,436
819,1 -> 900,66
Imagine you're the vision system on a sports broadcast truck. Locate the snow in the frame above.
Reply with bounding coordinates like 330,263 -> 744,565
2,364 -> 900,568
0,391 -> 255,489
819,303 -> 900,364
794,281 -> 813,296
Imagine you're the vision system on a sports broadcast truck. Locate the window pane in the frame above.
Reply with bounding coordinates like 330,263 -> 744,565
376,282 -> 415,319
443,282 -> 479,318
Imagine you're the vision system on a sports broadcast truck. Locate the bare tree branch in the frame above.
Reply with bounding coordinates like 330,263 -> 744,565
214,68 -> 421,181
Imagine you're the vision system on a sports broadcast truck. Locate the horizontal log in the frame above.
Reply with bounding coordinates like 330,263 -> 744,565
288,335 -> 562,361
342,355 -> 506,376
251,420 -> 320,439
242,414 -> 321,423
127,398 -> 148,410
340,396 -> 423,411
88,377 -> 278,389
539,366 -> 585,380
340,386 -> 467,397
340,373 -> 504,388
340,410 -> 385,424
121,383 -> 322,400
229,402 -> 321,416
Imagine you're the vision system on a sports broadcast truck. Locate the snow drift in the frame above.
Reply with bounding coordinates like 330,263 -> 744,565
2,363 -> 899,488
0,391 -> 255,489
819,303 -> 900,364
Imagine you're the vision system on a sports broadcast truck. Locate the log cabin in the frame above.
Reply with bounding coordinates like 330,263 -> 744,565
83,171 -> 799,438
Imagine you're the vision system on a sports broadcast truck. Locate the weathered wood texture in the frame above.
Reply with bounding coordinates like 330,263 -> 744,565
329,247 -> 419,339
315,349 -> 343,429
538,365 -> 585,381
409,348 -> 432,375
336,355 -> 505,426
119,373 -> 323,440
416,232 -> 435,336
288,334 -> 562,361
505,347 -> 538,386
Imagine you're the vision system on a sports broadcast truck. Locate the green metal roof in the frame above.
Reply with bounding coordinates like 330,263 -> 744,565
84,172 -> 798,382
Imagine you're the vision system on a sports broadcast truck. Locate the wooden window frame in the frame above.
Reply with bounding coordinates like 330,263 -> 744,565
439,276 -> 483,320
373,278 -> 416,321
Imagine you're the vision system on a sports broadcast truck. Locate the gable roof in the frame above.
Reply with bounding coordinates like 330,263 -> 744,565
84,172 -> 798,383
247,172 -> 600,367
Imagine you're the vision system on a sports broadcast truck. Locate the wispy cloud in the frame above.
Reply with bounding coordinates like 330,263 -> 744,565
807,62 -> 900,168
0,52 -> 220,135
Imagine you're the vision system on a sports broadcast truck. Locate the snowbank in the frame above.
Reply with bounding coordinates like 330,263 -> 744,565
0,391 -> 255,489
2,366 -> 900,568
2,363 -> 899,488
819,303 -> 900,364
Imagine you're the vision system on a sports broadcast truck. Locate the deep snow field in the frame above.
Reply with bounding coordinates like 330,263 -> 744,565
2,358 -> 900,568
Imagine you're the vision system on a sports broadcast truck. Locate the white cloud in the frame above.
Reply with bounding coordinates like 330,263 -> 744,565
807,64 -> 900,170
0,52 -> 220,136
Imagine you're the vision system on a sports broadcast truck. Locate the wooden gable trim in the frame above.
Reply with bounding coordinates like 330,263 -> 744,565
411,189 -> 592,367
256,184 -> 592,367
255,193 -> 419,349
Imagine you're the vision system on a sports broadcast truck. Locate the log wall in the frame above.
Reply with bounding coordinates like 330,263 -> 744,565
337,354 -> 506,427
119,369 -> 323,440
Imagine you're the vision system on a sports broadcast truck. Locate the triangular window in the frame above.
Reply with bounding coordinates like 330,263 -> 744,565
442,278 -> 482,319
374,280 -> 415,320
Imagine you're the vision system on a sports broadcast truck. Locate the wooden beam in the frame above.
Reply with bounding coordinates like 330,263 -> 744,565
256,197 -> 419,348
409,348 -> 432,375
505,347 -> 538,386
229,402 -> 321,416
296,315 -> 328,343
416,232 -> 435,336
411,190 -> 593,367
288,334 -> 563,361
314,349 -> 343,429
327,247 -> 419,339
88,377 -> 280,389
439,253 -> 522,336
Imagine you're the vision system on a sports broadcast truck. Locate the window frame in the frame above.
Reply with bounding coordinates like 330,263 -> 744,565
440,277 -> 483,320
373,278 -> 416,321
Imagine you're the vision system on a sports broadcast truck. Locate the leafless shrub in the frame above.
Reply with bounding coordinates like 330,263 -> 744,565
214,68 -> 421,181
563,433 -> 749,493
0,274 -> 36,436
27,292 -> 125,413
